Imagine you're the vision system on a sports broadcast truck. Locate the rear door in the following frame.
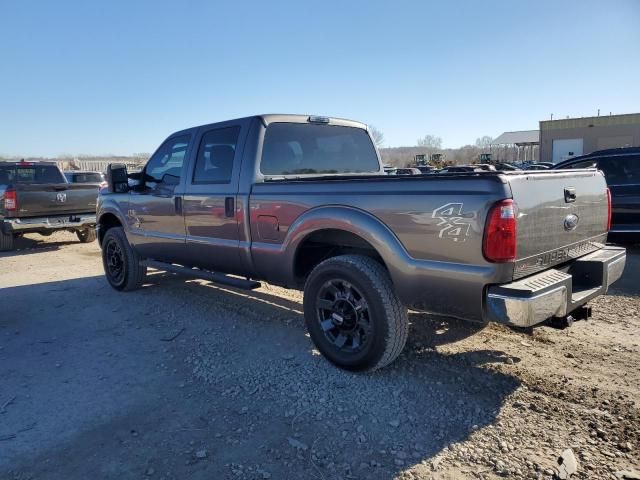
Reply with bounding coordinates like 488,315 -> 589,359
128,134 -> 193,263
507,170 -> 609,279
597,155 -> 640,231
182,121 -> 248,274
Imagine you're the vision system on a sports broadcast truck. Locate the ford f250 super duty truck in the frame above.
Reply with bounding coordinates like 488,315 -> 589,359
97,114 -> 626,371
0,160 -> 98,251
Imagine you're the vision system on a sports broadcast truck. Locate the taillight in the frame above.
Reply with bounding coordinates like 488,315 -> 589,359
483,199 -> 517,262
606,188 -> 612,231
3,188 -> 17,211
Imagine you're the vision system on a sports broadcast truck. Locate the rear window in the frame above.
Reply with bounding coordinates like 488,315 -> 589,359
66,172 -> 104,183
0,165 -> 65,184
260,123 -> 380,176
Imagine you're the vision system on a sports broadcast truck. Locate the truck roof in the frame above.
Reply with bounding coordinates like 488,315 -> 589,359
171,114 -> 368,136
0,160 -> 58,166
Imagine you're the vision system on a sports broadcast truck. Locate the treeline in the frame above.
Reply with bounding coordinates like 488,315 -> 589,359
0,154 -> 149,164
379,145 -> 488,167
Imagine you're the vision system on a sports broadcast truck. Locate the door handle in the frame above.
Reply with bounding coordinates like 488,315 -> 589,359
224,197 -> 234,217
564,187 -> 576,203
174,196 -> 183,214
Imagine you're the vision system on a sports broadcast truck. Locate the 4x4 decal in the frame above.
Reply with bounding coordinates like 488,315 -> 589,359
432,203 -> 472,242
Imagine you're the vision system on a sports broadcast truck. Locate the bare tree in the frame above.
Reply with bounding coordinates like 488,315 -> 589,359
368,126 -> 385,147
475,136 -> 493,149
416,134 -> 442,149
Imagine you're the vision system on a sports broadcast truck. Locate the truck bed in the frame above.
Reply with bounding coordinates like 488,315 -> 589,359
9,183 -> 97,218
0,162 -> 97,219
252,168 -> 607,280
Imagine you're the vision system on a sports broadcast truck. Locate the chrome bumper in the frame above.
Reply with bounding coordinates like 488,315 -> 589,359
485,246 -> 626,327
2,214 -> 96,233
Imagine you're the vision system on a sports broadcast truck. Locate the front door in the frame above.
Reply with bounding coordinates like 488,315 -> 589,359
128,134 -> 192,263
183,124 -> 245,275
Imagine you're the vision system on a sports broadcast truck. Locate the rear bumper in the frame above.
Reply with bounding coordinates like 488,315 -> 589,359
485,246 -> 626,327
2,214 -> 96,234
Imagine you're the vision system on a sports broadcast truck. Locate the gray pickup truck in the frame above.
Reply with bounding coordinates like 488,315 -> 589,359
97,114 -> 626,371
0,161 -> 98,251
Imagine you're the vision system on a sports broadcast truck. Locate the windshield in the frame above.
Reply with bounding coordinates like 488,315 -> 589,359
261,123 -> 380,176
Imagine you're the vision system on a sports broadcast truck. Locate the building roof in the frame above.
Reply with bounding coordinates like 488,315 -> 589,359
491,130 -> 540,145
540,112 -> 640,130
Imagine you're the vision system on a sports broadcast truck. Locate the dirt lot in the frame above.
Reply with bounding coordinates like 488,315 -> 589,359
1,232 -> 639,480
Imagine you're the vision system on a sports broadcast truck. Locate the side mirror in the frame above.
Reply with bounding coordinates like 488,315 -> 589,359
107,163 -> 129,193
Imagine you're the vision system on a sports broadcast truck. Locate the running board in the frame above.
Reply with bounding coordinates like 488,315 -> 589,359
143,260 -> 261,290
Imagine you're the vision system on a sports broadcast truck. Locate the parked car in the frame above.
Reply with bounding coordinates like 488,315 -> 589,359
97,114 -> 625,371
0,160 -> 98,250
64,170 -> 107,189
526,163 -> 551,170
394,167 -> 421,175
468,164 -> 496,172
436,166 -> 477,173
437,164 -> 492,173
553,147 -> 640,242
495,163 -> 519,171
415,165 -> 437,173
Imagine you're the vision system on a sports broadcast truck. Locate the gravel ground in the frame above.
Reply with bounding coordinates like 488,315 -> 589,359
0,232 -> 638,480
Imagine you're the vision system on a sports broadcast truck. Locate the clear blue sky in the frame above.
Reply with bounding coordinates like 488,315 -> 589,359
1,0 -> 639,157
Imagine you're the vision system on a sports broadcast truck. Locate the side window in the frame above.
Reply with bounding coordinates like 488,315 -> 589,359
145,135 -> 190,184
598,156 -> 640,185
192,126 -> 241,184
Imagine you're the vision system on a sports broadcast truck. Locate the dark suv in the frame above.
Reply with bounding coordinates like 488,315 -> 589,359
553,147 -> 640,243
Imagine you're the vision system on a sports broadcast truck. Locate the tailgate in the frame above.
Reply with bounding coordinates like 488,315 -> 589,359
15,183 -> 98,217
508,169 -> 608,279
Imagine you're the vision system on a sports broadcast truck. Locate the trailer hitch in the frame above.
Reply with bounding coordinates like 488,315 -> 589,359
550,305 -> 592,329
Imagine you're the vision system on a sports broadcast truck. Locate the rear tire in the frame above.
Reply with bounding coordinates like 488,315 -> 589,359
76,228 -> 97,243
101,227 -> 146,291
0,230 -> 14,251
303,254 -> 408,372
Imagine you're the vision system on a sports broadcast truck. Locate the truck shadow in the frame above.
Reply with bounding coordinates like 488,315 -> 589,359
2,273 -> 521,480
607,244 -> 640,296
0,234 -> 83,258
151,274 -> 521,477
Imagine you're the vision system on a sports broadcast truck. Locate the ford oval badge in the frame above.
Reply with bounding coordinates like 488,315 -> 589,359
564,213 -> 579,231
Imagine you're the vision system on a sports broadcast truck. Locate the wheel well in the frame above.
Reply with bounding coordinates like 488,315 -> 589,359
293,229 -> 386,285
98,213 -> 122,245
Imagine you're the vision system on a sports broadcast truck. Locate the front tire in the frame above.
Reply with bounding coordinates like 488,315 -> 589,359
303,254 -> 408,372
0,230 -> 14,251
101,227 -> 146,291
76,228 -> 97,243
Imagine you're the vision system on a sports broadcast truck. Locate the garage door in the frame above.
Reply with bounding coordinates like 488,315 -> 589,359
552,138 -> 584,163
